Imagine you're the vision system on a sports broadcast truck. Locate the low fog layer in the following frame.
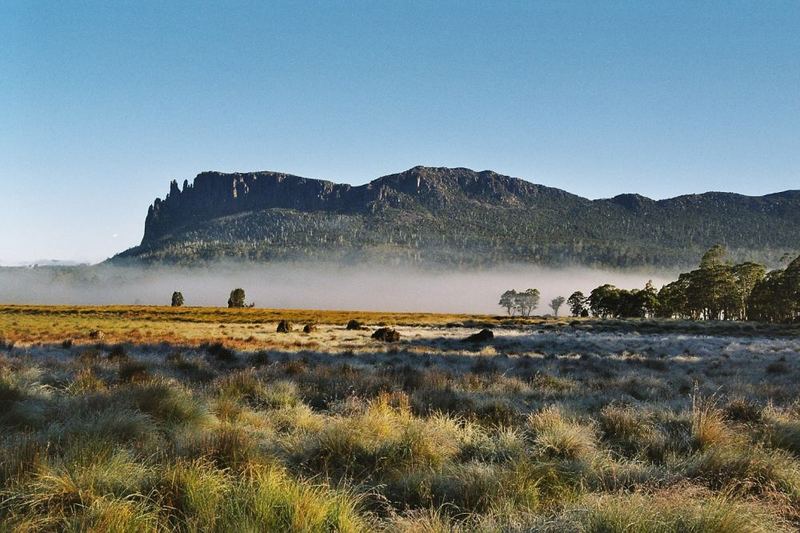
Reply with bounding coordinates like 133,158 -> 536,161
0,264 -> 672,314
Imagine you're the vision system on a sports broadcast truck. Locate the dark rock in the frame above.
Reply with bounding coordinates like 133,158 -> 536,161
346,319 -> 364,330
371,327 -> 400,342
303,323 -> 317,333
276,320 -> 293,333
464,329 -> 494,343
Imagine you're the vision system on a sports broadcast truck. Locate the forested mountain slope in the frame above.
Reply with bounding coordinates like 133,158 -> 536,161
113,166 -> 800,268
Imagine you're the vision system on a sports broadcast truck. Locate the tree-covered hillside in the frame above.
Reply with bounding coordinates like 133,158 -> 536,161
113,167 -> 800,268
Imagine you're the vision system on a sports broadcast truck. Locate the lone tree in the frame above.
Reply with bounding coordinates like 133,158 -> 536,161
171,291 -> 184,307
499,289 -> 518,315
518,288 -> 540,317
228,288 -> 246,308
550,296 -> 565,316
567,291 -> 586,317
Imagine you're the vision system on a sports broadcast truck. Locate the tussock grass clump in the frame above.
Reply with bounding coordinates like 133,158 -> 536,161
219,464 -> 367,532
0,433 -> 45,485
458,424 -> 526,464
724,396 -> 764,423
385,460 -> 541,515
157,458 -> 229,529
214,369 -> 300,410
0,369 -> 48,430
1,311 -> 799,529
67,367 -> 107,394
764,412 -> 800,456
204,342 -> 236,362
527,406 -> 597,461
118,360 -> 150,383
599,404 -> 667,461
688,443 -> 800,501
5,442 -> 156,527
295,393 -> 461,478
555,488 -> 793,533
126,379 -> 212,428
47,406 -> 159,450
185,424 -> 260,471
691,393 -> 732,450
166,351 -> 216,382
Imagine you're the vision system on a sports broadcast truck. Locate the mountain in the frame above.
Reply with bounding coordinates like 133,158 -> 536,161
113,166 -> 800,268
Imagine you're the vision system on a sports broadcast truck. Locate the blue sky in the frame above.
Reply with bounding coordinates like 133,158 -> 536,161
1,1 -> 798,263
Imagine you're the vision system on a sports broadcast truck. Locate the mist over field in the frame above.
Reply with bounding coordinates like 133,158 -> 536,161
0,263 -> 672,314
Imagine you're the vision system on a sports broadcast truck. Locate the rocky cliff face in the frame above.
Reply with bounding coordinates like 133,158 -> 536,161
123,166 -> 800,268
142,166 -> 582,244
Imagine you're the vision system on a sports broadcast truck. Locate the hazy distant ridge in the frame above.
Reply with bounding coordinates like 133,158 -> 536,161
115,166 -> 800,268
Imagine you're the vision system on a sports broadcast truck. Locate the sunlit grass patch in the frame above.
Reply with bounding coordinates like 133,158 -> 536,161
218,464 -> 367,532
526,406 -> 597,461
1,308 -> 799,529
555,487 -> 793,533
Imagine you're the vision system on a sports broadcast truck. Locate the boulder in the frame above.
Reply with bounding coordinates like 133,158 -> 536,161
371,327 -> 400,342
276,320 -> 293,333
464,329 -> 494,343
345,319 -> 364,330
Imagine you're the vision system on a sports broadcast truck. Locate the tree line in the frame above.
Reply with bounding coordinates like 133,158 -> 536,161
499,245 -> 800,323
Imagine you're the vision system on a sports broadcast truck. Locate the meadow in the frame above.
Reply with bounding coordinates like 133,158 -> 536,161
1,305 -> 799,531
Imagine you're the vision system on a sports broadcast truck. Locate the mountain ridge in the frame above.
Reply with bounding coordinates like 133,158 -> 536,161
115,166 -> 800,268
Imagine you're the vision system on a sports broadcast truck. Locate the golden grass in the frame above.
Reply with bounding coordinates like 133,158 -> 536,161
1,306 -> 798,530
0,304 -> 573,348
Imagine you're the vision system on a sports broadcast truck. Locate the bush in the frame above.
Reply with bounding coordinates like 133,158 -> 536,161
171,291 -> 185,307
228,288 -> 246,308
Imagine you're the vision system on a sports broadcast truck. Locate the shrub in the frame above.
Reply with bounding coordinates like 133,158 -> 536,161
228,288 -> 246,308
171,291 -> 185,307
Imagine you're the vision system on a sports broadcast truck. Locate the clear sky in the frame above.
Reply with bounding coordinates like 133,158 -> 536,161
1,1 -> 798,264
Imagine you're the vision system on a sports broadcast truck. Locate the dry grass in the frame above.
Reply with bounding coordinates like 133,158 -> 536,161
0,305 -> 798,530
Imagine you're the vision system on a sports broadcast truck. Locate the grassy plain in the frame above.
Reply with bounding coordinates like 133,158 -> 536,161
1,305 -> 799,531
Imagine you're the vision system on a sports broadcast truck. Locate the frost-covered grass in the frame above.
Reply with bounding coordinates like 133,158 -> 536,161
0,307 -> 799,530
